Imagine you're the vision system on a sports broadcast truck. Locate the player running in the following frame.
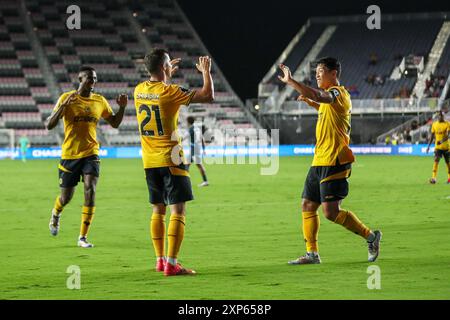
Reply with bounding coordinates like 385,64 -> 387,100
186,116 -> 209,187
46,66 -> 128,248
134,49 -> 214,276
426,110 -> 450,184
278,57 -> 382,264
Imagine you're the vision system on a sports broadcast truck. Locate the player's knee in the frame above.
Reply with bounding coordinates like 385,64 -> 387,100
84,184 -> 96,200
322,207 -> 339,221
170,203 -> 186,215
60,195 -> 71,206
152,204 -> 166,215
301,199 -> 317,212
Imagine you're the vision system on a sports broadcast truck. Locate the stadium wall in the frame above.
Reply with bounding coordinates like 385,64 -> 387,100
260,114 -> 418,144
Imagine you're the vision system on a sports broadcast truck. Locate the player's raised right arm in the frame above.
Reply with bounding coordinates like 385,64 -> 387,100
297,95 -> 320,110
46,93 -> 76,130
191,56 -> 214,103
278,64 -> 334,105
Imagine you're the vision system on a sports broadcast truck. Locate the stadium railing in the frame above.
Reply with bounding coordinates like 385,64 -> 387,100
257,97 -> 440,115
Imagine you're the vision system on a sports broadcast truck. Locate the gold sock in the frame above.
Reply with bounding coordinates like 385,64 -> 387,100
334,209 -> 371,239
151,213 -> 166,258
167,213 -> 185,261
432,162 -> 438,179
80,206 -> 95,237
53,196 -> 64,215
302,211 -> 320,253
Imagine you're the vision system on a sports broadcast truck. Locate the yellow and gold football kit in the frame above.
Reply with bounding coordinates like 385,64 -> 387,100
53,90 -> 113,160
134,81 -> 195,169
301,85 -> 372,253
312,86 -> 355,167
431,121 -> 450,151
135,80 -> 196,265
430,120 -> 450,180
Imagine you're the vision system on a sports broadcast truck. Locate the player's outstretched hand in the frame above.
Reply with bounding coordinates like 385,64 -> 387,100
196,56 -> 211,73
116,93 -> 128,108
170,58 -> 181,77
278,64 -> 292,84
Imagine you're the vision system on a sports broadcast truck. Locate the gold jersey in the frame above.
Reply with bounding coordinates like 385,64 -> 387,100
134,81 -> 195,168
312,86 -> 355,166
53,90 -> 113,160
431,121 -> 450,150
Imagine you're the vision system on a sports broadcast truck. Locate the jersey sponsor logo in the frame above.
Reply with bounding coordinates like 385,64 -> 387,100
73,115 -> 98,123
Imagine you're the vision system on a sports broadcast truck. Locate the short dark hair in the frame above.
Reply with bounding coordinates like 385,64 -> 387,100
316,57 -> 341,78
144,48 -> 169,74
78,65 -> 96,73
187,116 -> 195,125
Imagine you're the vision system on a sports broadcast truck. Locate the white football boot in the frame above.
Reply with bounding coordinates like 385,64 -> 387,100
49,210 -> 60,236
288,252 -> 321,265
368,230 -> 382,262
198,181 -> 209,187
78,236 -> 94,248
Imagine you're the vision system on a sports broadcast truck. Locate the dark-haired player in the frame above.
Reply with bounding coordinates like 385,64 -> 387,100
135,49 -> 214,276
278,57 -> 382,264
47,66 -> 128,248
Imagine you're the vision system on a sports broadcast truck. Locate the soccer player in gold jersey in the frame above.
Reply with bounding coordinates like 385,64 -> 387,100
46,66 -> 128,248
134,49 -> 214,276
278,57 -> 382,264
426,110 -> 450,184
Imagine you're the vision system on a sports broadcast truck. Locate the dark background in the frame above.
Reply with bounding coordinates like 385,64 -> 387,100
177,0 -> 450,101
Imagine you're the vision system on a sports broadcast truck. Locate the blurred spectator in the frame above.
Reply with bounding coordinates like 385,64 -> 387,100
374,75 -> 384,85
347,85 -> 359,97
366,74 -> 385,86
369,53 -> 378,66
423,73 -> 446,98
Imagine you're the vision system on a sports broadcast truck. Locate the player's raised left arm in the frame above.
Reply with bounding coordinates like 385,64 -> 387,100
105,94 -> 128,128
278,64 -> 334,104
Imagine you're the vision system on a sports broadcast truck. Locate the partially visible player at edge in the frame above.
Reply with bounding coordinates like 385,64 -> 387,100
134,49 -> 214,276
278,57 -> 382,264
46,66 -> 128,248
426,110 -> 450,184
187,116 -> 209,187
19,135 -> 30,162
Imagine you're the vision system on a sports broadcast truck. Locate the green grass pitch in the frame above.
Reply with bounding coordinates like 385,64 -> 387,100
1,155 -> 449,299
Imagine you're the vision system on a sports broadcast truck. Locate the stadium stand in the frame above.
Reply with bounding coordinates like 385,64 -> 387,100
256,12 -> 450,144
0,1 -> 58,146
0,0 -> 259,148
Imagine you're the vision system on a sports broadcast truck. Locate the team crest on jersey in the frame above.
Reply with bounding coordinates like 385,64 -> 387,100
84,106 -> 91,114
180,86 -> 190,93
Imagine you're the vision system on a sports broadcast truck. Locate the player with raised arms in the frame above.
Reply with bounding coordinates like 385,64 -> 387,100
134,49 -> 214,276
47,66 -> 128,248
278,57 -> 382,264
